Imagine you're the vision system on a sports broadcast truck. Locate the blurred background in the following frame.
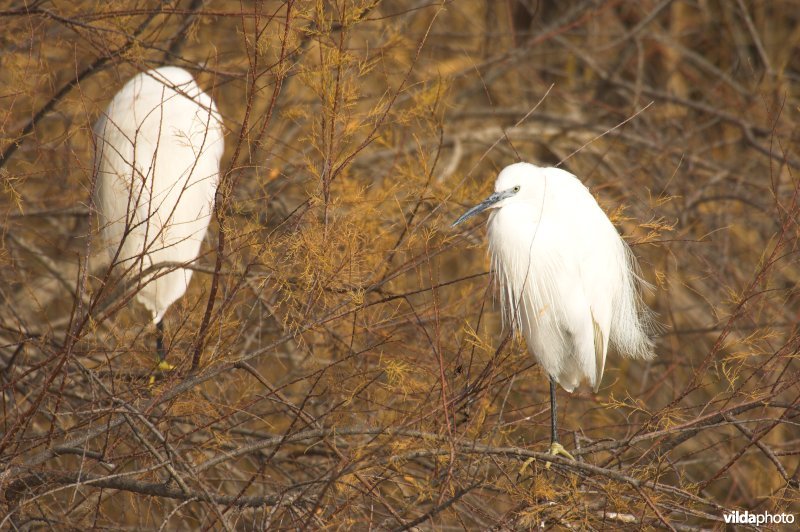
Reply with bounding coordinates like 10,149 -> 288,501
1,0 -> 798,528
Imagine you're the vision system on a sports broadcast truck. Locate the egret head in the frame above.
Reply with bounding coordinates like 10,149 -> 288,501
452,162 -> 538,226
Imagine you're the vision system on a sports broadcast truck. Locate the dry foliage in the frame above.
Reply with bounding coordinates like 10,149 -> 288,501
1,0 -> 799,529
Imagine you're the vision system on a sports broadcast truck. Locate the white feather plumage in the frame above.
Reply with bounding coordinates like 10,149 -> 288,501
485,163 -> 654,392
93,66 -> 223,324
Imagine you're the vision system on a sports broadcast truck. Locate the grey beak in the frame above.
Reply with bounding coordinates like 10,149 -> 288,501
452,191 -> 505,227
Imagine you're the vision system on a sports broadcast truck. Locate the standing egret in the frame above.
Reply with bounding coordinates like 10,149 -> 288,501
93,66 -> 224,371
453,162 -> 654,459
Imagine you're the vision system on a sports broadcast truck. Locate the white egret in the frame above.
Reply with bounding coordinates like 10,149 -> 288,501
93,66 -> 224,370
454,162 -> 654,459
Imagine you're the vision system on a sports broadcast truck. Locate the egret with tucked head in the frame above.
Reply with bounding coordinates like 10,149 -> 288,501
93,66 -> 223,371
454,162 -> 654,459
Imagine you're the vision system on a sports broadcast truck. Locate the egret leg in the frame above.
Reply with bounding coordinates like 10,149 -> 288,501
154,321 -> 174,372
548,377 -> 574,462
519,377 -> 575,477
156,320 -> 165,361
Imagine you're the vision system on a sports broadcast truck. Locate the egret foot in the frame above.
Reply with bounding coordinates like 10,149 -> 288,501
518,456 -> 536,477
148,359 -> 176,386
546,441 -> 575,469
156,359 -> 175,372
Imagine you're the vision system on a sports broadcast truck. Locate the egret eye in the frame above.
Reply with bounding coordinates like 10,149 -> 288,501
512,185 -> 521,193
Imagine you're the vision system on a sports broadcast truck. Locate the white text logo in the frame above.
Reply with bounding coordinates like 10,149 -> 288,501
723,511 -> 795,525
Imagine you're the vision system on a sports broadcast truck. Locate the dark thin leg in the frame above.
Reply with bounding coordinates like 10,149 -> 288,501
547,377 -> 574,461
156,320 -> 166,363
519,376 -> 572,476
550,377 -> 558,445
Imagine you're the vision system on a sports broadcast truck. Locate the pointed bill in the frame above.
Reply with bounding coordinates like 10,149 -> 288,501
452,189 -> 514,227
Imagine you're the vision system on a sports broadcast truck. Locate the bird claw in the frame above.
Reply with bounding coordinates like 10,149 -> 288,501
155,359 -> 175,372
518,456 -> 536,477
545,442 -> 575,469
148,359 -> 175,386
518,442 -> 576,477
